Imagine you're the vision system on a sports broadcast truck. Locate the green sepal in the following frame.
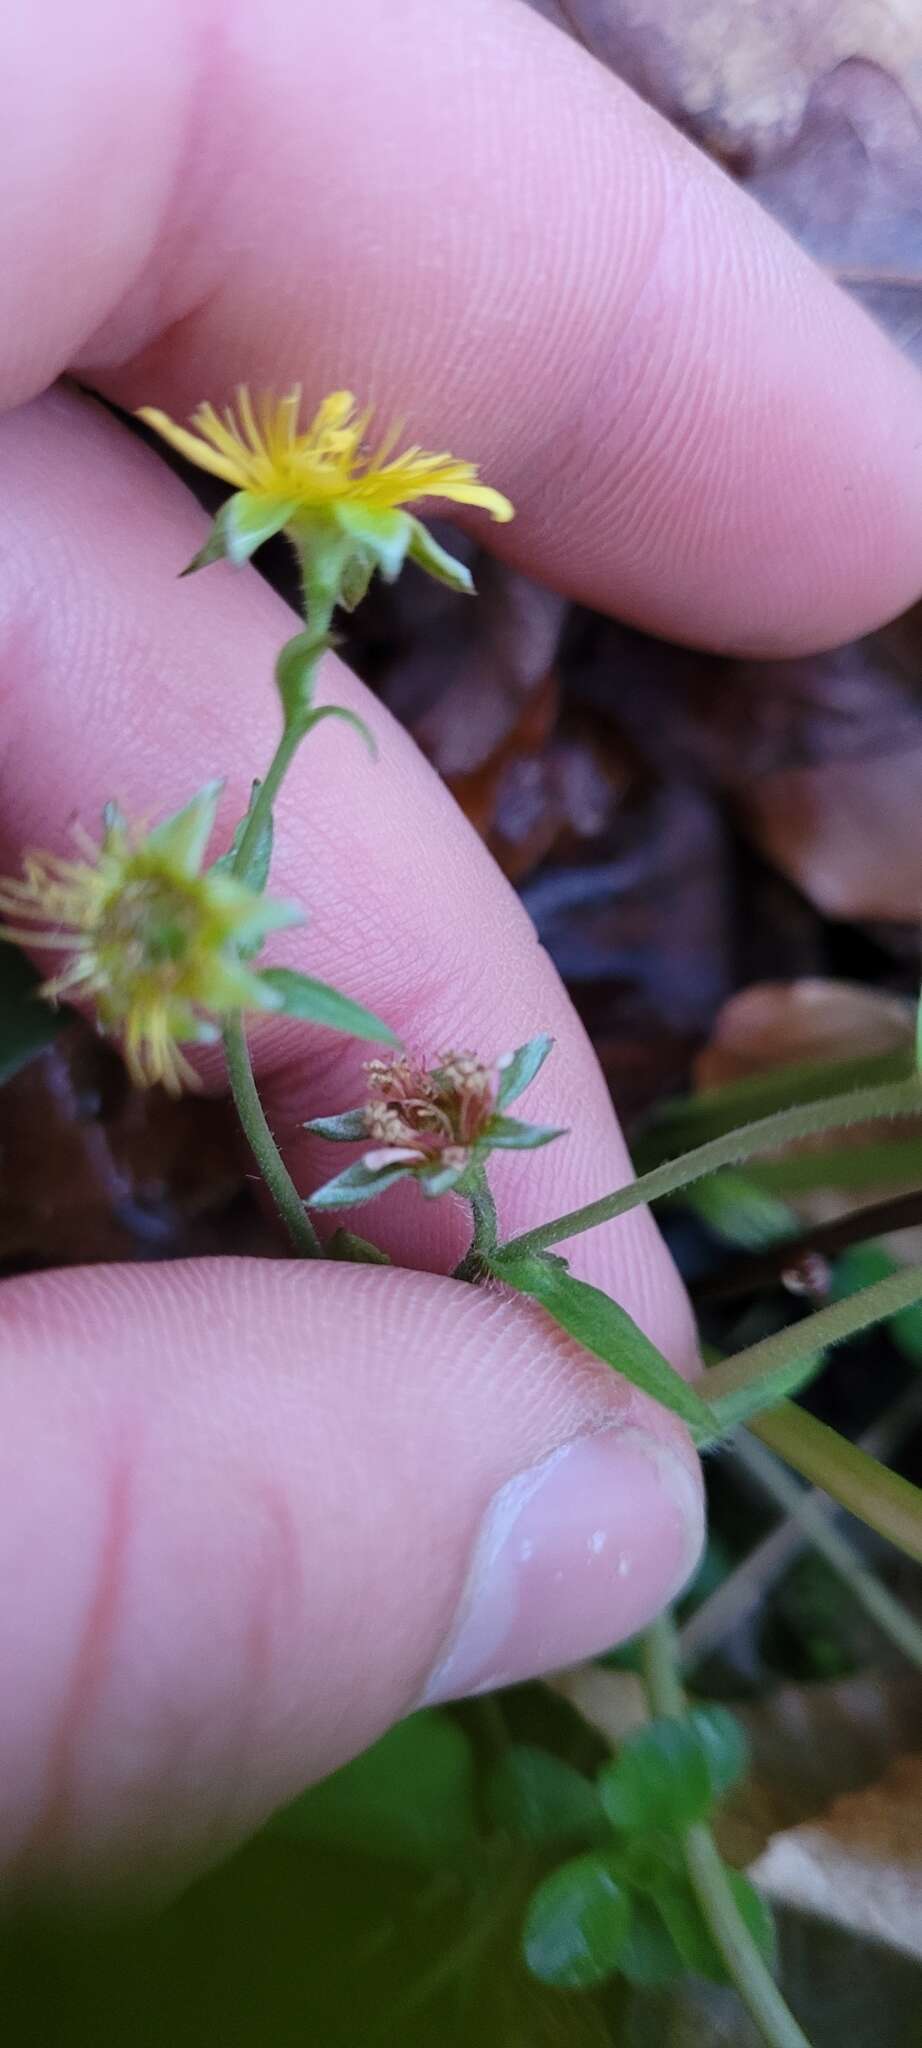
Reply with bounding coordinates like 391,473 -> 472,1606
406,516 -> 475,594
334,502 -> 413,582
308,1155 -> 416,1210
486,1114 -> 566,1150
303,1108 -> 370,1141
258,967 -> 398,1045
418,1161 -> 466,1198
490,1246 -> 714,1439
145,779 -> 222,875
327,1228 -> 392,1265
181,492 -> 298,574
496,1032 -> 555,1110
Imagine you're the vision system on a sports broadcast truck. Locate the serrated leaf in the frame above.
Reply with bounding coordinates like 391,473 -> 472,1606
486,1746 -> 605,1849
523,1854 -> 633,1990
490,1247 -> 713,1439
271,1710 -> 476,1868
303,1108 -> 370,1141
0,940 -> 61,1084
496,1032 -> 555,1110
487,1115 -> 566,1151
259,967 -> 398,1045
656,1870 -> 776,1986
308,1155 -> 415,1210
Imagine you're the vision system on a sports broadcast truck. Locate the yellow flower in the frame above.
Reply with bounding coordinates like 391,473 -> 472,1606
138,387 -> 514,605
0,784 -> 298,1093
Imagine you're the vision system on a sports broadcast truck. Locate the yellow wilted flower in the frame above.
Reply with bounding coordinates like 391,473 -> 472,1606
0,784 -> 298,1093
138,387 -> 514,608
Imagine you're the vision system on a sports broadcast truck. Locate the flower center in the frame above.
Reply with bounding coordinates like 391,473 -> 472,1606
94,876 -> 204,996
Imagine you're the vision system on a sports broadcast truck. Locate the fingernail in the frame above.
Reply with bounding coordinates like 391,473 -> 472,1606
419,1428 -> 703,1707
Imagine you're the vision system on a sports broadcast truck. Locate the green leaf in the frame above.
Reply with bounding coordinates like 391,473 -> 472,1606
327,1227 -> 392,1265
485,1746 -> 605,1849
522,1853 -> 633,1990
598,1709 -> 746,1835
301,703 -> 377,757
274,628 -> 325,726
308,1155 -> 415,1210
656,1870 -> 776,1985
615,1897 -> 685,1989
212,780 -> 274,893
271,1710 -> 477,1868
406,517 -> 475,594
304,1108 -> 370,1141
486,1115 -> 566,1151
490,1248 -> 713,1440
496,1032 -> 555,1110
599,1721 -> 710,1836
0,940 -> 61,1084
259,967 -> 398,1045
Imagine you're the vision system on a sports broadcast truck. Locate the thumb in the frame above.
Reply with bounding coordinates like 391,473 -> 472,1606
0,1257 -> 702,1890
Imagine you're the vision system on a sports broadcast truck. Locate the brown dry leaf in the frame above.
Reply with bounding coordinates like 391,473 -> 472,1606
537,1 -> 922,364
0,1020 -> 258,1269
751,1752 -> 922,1961
694,978 -> 915,1091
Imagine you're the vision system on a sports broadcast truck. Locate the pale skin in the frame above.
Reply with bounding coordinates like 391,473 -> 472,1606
2,0 -> 922,1889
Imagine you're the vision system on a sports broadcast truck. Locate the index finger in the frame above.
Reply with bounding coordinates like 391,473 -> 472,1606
4,0 -> 922,653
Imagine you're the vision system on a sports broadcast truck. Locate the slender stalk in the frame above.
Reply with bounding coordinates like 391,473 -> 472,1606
701,1263 -> 922,1429
750,1402 -> 922,1563
679,1388 -> 922,1669
223,1012 -> 321,1257
732,1432 -> 922,1672
500,1076 -> 922,1260
453,1168 -> 500,1281
641,1617 -> 811,2048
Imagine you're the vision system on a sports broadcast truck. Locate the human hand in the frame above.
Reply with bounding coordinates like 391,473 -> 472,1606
2,0 -> 921,1890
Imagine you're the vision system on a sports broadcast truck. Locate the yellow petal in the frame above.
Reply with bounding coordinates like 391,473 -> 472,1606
136,407 -> 246,488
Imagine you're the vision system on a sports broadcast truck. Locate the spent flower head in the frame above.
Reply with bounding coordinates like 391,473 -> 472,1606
0,783 -> 298,1093
139,386 -> 514,610
306,1033 -> 563,1209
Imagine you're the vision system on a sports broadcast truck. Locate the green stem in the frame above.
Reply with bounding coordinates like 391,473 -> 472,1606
641,1617 -> 811,2048
500,1076 -> 922,1260
454,1169 -> 500,1281
733,1433 -> 922,1672
223,1012 -> 321,1257
750,1402 -> 922,1564
231,721 -> 303,885
702,1263 -> 922,1430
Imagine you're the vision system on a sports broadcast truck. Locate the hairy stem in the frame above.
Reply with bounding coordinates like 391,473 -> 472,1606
641,1617 -> 811,2048
232,722 -> 303,885
750,1402 -> 922,1563
733,1432 -> 922,1672
500,1077 -> 922,1260
702,1262 -> 922,1431
223,1012 -> 321,1257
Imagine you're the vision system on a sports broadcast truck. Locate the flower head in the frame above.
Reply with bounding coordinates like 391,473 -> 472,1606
306,1033 -> 563,1209
0,784 -> 298,1092
138,387 -> 514,606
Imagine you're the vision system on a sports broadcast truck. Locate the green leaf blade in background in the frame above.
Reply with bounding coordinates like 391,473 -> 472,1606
0,939 -> 61,1085
523,1852 -> 633,1990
